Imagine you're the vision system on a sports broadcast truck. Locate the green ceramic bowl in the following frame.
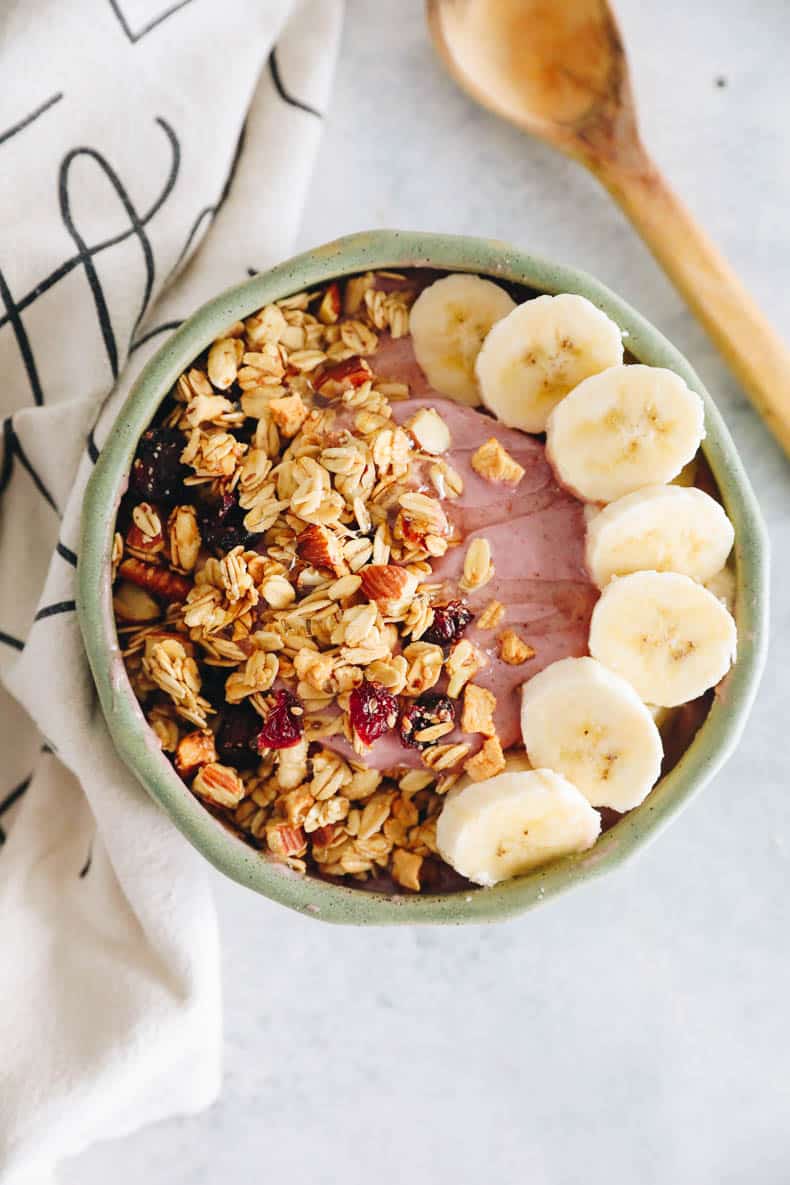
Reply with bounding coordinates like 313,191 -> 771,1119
77,230 -> 769,925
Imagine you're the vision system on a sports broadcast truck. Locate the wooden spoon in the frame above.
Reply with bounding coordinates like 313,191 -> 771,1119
427,0 -> 790,454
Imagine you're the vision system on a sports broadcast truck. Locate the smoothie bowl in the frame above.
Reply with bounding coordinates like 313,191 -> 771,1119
77,231 -> 768,924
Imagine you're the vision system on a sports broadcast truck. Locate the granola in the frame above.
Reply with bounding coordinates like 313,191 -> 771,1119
112,268 -> 599,895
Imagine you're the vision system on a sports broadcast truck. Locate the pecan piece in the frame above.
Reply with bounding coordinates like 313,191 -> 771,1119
119,557 -> 193,603
311,823 -> 337,847
314,354 -> 372,396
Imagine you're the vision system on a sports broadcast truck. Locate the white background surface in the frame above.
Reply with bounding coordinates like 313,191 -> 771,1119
64,1 -> 789,1182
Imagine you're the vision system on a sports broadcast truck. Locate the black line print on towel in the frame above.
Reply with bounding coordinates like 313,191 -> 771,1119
0,117 -> 180,406
34,600 -> 77,622
87,426 -> 101,463
268,47 -> 323,118
79,840 -> 93,878
107,0 -> 194,44
0,416 -> 59,511
87,313 -> 185,466
164,119 -> 248,293
130,318 -> 184,354
0,92 -> 63,149
0,417 -> 13,493
0,774 -> 32,844
0,268 -> 46,407
56,541 -> 78,567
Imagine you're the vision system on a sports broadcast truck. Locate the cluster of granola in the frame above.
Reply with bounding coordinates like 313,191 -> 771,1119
112,271 -> 534,892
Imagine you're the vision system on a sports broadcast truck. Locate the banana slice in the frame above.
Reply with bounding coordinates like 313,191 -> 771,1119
589,570 -> 737,708
585,484 -> 735,588
648,704 -> 675,730
475,293 -> 623,432
409,274 -> 516,405
546,364 -> 705,502
436,767 -> 600,886
705,565 -> 736,613
520,656 -> 663,811
671,458 -> 698,487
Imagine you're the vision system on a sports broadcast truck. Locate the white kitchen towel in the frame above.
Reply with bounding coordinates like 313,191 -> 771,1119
0,1 -> 342,1179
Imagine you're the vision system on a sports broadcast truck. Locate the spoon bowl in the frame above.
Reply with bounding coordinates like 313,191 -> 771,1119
428,0 -> 633,155
428,0 -> 790,454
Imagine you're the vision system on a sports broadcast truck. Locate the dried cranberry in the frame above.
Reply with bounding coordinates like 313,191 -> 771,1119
422,600 -> 473,648
216,703 -> 260,769
198,662 -> 231,709
130,428 -> 188,503
255,689 -> 303,751
199,491 -> 251,554
399,694 -> 456,749
349,680 -> 398,745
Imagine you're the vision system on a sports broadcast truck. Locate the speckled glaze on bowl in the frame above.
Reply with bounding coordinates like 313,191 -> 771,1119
77,230 -> 769,925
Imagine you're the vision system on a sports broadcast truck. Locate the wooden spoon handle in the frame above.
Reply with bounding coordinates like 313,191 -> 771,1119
599,156 -> 790,453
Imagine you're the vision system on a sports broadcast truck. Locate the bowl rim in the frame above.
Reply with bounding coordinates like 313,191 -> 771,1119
78,229 -> 770,925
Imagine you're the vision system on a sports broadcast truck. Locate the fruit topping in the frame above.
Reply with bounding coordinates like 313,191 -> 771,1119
255,689 -> 304,751
422,600 -> 473,648
349,680 -> 398,745
399,693 -> 456,749
130,428 -> 189,503
198,491 -> 250,554
216,703 -> 261,769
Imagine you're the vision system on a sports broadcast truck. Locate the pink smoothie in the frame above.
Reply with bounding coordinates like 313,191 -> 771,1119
321,330 -> 597,770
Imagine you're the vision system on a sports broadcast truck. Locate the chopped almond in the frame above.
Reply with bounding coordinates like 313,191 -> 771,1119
497,629 -> 536,666
391,848 -> 423,892
268,393 -> 307,436
461,683 -> 497,736
193,762 -> 245,808
280,784 -> 315,826
175,730 -> 217,778
317,282 -> 341,324
463,735 -> 506,782
360,563 -> 416,610
445,639 -> 485,699
296,524 -> 346,575
406,407 -> 451,454
471,437 -> 525,486
265,821 -> 307,858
